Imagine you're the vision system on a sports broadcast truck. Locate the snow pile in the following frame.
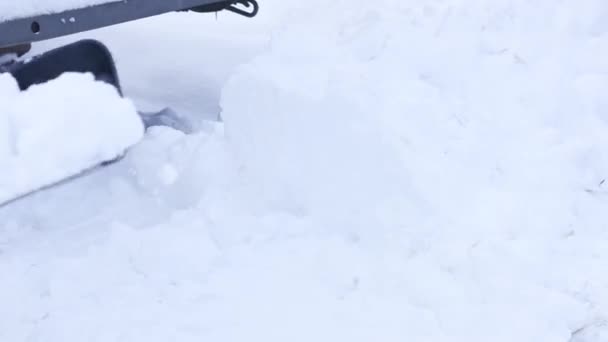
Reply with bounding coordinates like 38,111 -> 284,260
217,0 -> 608,340
0,72 -> 143,205
224,0 -> 608,230
0,0 -> 117,21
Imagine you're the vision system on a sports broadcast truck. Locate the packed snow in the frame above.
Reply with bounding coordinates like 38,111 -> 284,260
2,0 -> 608,341
0,72 -> 143,206
0,0 -> 117,21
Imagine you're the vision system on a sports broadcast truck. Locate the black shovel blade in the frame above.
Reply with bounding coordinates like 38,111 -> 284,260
5,39 -> 121,92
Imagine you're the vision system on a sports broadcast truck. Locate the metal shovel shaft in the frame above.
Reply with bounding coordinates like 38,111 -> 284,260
0,0 -> 228,48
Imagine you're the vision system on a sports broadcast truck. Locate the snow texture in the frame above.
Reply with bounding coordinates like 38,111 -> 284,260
0,72 -> 143,205
0,0 -> 117,21
2,0 -> 608,341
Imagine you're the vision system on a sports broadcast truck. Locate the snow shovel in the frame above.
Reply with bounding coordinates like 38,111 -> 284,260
0,0 -> 259,207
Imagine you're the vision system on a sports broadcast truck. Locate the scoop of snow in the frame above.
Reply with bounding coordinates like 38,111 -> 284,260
0,72 -> 144,204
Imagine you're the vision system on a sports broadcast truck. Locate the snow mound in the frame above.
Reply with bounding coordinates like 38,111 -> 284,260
0,72 -> 143,205
217,0 -> 608,340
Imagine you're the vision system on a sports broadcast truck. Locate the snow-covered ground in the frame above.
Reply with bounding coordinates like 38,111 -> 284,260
2,0 -> 608,341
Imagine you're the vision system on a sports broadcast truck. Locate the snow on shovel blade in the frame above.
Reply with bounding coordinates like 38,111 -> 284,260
0,72 -> 144,207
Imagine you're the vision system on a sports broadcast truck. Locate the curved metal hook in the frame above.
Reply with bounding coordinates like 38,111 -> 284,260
226,0 -> 259,18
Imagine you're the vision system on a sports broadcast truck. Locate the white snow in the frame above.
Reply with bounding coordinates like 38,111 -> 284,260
1,0 -> 608,341
0,72 -> 143,205
0,0 -> 117,21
